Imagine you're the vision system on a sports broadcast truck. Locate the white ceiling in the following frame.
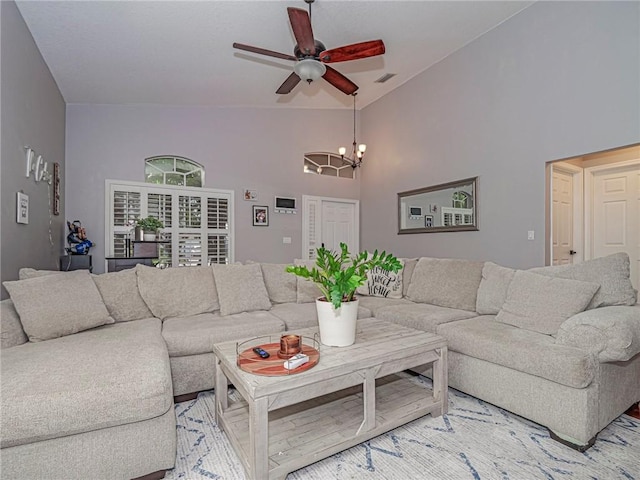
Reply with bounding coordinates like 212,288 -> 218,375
15,0 -> 534,110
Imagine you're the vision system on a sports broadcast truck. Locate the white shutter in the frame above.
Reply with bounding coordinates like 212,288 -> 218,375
106,180 -> 233,270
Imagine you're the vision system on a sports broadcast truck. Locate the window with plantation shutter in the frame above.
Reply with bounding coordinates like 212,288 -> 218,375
106,180 -> 233,269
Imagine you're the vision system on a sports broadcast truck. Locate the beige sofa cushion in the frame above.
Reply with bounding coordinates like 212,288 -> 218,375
496,270 -> 600,335
374,302 -> 477,334
294,260 -> 323,303
406,257 -> 484,311
3,270 -> 115,342
356,258 -> 404,299
437,316 -> 597,389
254,262 -> 297,304
212,263 -> 271,316
92,269 -> 153,322
401,258 -> 419,296
529,252 -> 637,309
136,264 -> 218,319
18,268 -> 61,279
476,262 -> 517,315
0,300 -> 28,348
1,318 -> 171,448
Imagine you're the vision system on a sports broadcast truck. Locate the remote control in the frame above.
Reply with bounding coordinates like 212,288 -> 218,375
252,347 -> 270,359
284,353 -> 309,370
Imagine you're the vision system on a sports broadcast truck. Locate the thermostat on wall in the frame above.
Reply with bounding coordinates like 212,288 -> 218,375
274,196 -> 297,214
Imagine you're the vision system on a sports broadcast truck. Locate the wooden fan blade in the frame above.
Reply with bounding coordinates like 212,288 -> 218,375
233,43 -> 297,61
287,7 -> 316,55
322,66 -> 358,95
276,72 -> 302,95
320,40 -> 385,63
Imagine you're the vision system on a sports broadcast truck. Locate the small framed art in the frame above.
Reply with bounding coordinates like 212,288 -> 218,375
253,205 -> 269,226
17,192 -> 29,224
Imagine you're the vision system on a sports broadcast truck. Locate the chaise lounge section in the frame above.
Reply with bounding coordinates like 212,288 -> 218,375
1,252 -> 638,478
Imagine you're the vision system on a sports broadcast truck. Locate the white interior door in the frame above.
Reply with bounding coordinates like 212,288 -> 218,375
552,169 -> 575,265
589,163 -> 640,290
302,196 -> 359,259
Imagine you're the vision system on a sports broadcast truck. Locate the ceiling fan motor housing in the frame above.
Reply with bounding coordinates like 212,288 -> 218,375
294,40 -> 326,59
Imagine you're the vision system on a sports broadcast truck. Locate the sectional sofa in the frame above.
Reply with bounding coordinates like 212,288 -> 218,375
1,253 -> 638,479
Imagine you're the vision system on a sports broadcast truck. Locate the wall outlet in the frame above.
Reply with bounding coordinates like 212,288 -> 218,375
283,237 -> 291,244
527,230 -> 535,240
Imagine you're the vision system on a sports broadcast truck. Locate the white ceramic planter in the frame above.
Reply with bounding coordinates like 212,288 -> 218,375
143,233 -> 157,241
315,298 -> 359,347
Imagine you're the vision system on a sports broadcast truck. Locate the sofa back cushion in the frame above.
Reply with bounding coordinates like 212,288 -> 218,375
92,269 -> 154,322
406,258 -> 484,312
496,270 -> 600,335
356,257 -> 404,299
1,300 -> 28,348
476,262 -> 517,315
252,262 -> 297,304
402,258 -> 419,297
3,270 -> 115,342
294,260 -> 323,303
18,268 -> 60,279
212,263 -> 272,315
529,252 -> 637,309
136,264 -> 219,319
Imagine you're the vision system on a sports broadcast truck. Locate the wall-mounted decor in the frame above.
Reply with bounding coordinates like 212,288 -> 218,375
253,205 -> 269,226
24,146 -> 52,184
53,162 -> 61,215
398,177 -> 478,234
16,192 -> 29,224
243,189 -> 257,201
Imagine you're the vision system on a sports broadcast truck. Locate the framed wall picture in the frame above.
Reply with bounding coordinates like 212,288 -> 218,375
424,215 -> 434,228
53,162 -> 61,215
17,192 -> 29,224
253,205 -> 269,226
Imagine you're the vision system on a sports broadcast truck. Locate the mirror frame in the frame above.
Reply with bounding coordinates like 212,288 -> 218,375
398,176 -> 479,234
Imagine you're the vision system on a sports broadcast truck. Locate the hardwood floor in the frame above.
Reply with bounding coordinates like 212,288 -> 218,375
625,402 -> 640,420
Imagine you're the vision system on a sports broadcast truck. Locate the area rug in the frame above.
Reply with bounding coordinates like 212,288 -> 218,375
165,374 -> 639,479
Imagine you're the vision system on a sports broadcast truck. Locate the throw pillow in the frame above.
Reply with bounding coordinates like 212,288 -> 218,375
92,269 -> 153,322
212,263 -> 272,316
406,257 -> 484,311
247,262 -> 297,304
136,264 -> 219,319
3,270 -> 115,342
496,270 -> 600,335
1,300 -> 28,348
475,262 -> 517,315
401,258 -> 419,297
529,252 -> 637,309
356,258 -> 404,299
294,260 -> 324,303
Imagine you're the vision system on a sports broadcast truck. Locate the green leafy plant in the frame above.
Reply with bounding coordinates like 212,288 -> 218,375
286,243 -> 402,309
136,216 -> 164,232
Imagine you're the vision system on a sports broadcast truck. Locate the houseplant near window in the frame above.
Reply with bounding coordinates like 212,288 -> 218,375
286,243 -> 402,346
136,217 -> 164,241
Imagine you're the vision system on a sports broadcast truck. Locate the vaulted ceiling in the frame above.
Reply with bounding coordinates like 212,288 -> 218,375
16,1 -> 533,109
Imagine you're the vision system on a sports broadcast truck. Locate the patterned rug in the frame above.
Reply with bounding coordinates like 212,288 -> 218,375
165,374 -> 640,479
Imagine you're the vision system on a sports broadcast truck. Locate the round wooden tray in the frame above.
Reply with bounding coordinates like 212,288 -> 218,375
237,342 -> 320,376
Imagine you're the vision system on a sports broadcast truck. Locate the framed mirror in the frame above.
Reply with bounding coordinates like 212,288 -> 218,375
398,177 -> 478,234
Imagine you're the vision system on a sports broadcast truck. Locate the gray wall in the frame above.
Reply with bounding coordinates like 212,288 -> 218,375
1,1 -> 66,298
360,1 -> 640,269
65,105 -> 359,272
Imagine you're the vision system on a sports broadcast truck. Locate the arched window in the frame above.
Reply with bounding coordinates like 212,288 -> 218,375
145,156 -> 204,187
304,152 -> 355,179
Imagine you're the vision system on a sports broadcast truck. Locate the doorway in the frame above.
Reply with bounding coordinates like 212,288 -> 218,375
546,144 -> 639,289
302,195 -> 359,260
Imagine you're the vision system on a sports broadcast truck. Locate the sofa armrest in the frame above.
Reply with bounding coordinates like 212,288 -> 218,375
555,305 -> 640,362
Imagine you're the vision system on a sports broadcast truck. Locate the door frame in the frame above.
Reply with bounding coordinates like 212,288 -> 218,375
302,195 -> 359,260
583,158 -> 640,261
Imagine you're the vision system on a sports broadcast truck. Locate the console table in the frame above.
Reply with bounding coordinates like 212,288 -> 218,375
106,241 -> 167,272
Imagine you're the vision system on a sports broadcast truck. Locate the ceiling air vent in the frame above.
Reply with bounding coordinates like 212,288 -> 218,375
374,73 -> 396,83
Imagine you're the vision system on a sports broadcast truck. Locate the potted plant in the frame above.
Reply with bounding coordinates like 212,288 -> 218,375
286,243 -> 401,346
136,217 -> 164,241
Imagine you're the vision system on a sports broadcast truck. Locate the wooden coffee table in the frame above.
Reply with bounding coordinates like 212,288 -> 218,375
212,318 -> 448,480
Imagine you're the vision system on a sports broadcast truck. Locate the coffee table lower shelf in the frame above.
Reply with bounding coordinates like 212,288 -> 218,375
217,373 -> 441,480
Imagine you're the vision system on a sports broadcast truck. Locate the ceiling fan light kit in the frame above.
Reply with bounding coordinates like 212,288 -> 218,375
293,58 -> 326,83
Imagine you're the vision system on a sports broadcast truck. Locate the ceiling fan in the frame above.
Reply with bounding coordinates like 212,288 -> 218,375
233,0 -> 385,96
